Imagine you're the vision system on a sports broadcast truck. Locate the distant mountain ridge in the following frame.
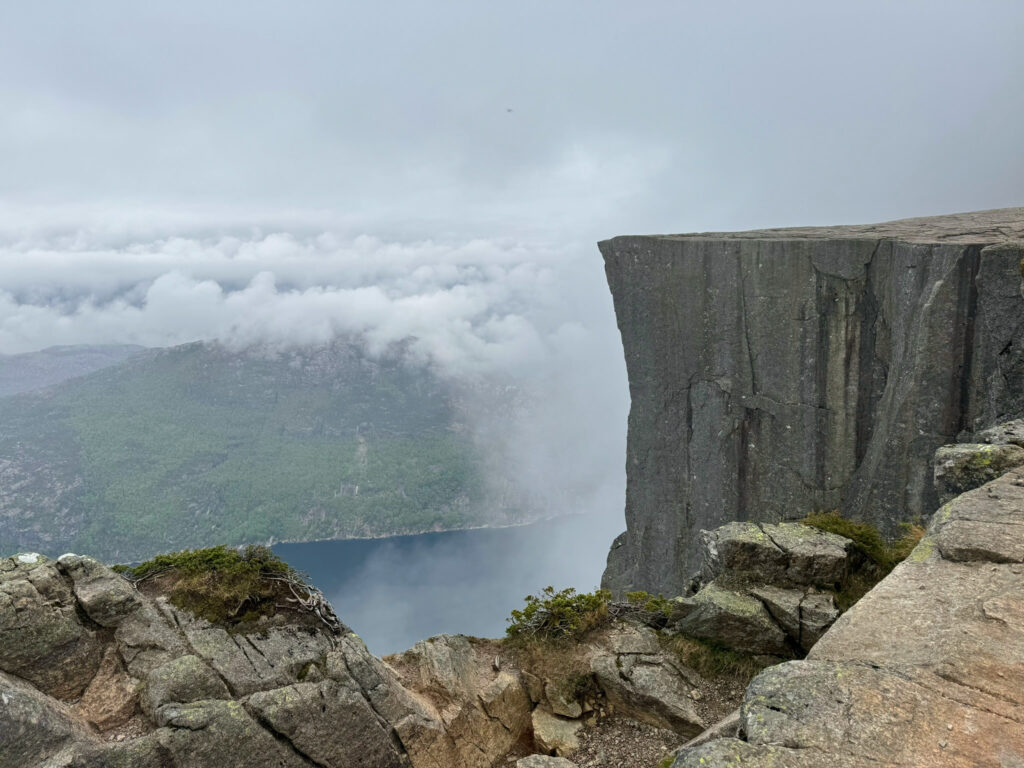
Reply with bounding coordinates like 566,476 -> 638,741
0,344 -> 145,397
0,340 -> 520,561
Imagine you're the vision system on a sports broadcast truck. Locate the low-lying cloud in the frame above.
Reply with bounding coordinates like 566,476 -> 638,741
0,221 -> 630,552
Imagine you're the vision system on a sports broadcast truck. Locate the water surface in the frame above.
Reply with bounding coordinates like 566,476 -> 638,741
274,513 -> 620,655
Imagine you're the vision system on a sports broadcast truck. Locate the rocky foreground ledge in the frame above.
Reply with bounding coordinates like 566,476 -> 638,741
674,465 -> 1024,767
5,425 -> 1024,768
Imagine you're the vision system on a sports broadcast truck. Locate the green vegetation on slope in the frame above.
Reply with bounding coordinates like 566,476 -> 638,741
0,341 -> 498,560
801,511 -> 924,609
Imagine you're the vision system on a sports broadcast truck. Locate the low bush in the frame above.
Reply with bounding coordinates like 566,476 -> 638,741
505,586 -> 612,641
801,512 -> 925,609
119,545 -> 333,630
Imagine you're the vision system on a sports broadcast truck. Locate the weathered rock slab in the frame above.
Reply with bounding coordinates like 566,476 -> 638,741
56,554 -> 143,628
673,584 -> 789,656
142,654 -> 230,716
247,680 -> 404,768
0,554 -> 102,699
676,466 -> 1024,767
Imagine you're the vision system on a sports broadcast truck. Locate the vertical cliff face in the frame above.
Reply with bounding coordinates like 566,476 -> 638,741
602,209 -> 1024,596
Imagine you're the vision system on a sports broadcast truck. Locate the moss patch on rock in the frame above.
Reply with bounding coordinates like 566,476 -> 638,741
800,512 -> 924,609
118,545 -> 319,630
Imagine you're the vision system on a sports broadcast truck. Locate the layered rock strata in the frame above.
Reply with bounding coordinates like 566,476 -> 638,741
602,208 -> 1024,595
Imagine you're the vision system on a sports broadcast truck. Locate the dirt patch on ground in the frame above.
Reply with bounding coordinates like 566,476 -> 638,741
571,716 -> 682,767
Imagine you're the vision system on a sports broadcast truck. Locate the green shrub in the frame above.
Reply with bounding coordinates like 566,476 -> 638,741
121,545 -> 310,628
506,586 -> 612,641
801,511 -> 923,571
801,512 -> 925,609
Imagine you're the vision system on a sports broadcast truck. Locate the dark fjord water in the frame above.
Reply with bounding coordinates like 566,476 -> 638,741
274,513 -> 622,655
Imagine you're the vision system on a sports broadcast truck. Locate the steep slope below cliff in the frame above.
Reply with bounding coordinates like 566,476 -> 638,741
602,207 -> 1024,595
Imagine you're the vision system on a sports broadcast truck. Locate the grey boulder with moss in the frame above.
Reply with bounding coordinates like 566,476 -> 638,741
675,521 -> 852,655
673,584 -> 789,656
590,625 -> 705,735
933,442 -> 1024,505
56,553 -> 143,627
698,522 -> 851,589
0,553 -> 103,699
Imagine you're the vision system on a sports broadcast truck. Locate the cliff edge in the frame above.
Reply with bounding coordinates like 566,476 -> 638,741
602,207 -> 1024,595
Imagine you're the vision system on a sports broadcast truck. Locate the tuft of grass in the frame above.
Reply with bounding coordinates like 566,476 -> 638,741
506,586 -> 612,641
801,512 -> 925,609
659,633 -> 767,684
120,544 -> 311,628
801,511 -> 924,571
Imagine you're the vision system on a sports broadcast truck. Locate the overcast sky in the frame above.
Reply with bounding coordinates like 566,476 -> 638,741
1,3 -> 1022,556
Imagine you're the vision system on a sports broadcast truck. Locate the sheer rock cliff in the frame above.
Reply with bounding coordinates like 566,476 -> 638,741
601,208 -> 1024,595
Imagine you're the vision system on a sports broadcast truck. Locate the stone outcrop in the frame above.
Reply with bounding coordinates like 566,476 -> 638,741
673,465 -> 1024,767
1,550 -> 722,768
933,418 -> 1024,504
602,208 -> 1024,595
672,521 -> 850,654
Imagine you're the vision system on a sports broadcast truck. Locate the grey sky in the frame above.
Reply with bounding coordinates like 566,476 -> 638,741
2,1 -> 1022,241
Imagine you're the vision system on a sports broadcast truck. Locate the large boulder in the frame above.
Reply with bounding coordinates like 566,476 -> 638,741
589,625 -> 705,736
0,553 -> 102,699
388,634 -> 533,768
673,584 -> 789,656
698,522 -> 850,590
56,554 -> 142,627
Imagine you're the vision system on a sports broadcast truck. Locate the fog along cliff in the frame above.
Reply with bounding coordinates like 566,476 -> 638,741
602,208 -> 1024,596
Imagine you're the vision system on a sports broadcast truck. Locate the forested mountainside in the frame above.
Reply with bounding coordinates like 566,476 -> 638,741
0,340 -> 514,561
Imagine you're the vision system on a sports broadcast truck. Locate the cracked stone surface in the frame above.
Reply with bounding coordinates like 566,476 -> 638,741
601,208 -> 1024,595
674,467 -> 1024,767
